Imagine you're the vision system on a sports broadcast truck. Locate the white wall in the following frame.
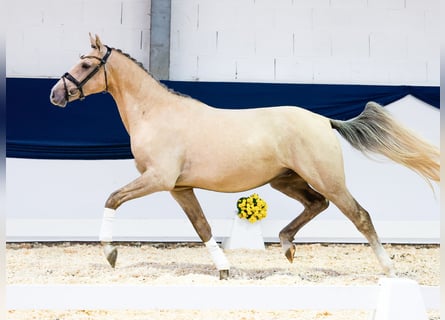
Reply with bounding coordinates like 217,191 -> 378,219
6,0 -> 439,85
6,0 -> 151,78
170,0 -> 439,85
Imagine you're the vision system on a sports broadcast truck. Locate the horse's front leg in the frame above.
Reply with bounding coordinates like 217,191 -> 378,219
170,188 -> 230,280
99,170 -> 173,268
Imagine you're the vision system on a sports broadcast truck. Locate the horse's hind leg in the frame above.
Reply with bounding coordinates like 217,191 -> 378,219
270,171 -> 329,263
170,188 -> 230,280
329,190 -> 395,276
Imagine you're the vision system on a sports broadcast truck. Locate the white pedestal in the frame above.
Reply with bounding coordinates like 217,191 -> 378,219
372,278 -> 428,320
222,217 -> 265,250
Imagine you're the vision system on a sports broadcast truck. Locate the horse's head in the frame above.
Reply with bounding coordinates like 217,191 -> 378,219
50,33 -> 112,107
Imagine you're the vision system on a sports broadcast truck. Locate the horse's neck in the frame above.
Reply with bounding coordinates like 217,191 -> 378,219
106,53 -> 177,133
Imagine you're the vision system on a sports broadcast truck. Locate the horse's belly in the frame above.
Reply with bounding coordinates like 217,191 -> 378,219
177,160 -> 287,192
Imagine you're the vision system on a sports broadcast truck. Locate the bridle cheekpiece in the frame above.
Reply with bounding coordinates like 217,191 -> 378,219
62,45 -> 112,101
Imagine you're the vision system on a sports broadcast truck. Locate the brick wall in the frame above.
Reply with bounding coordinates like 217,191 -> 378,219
6,0 -> 151,78
170,0 -> 439,85
6,0 -> 439,83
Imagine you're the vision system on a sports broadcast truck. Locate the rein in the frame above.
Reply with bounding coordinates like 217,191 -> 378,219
62,45 -> 112,101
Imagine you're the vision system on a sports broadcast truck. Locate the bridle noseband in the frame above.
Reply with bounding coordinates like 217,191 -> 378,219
62,45 -> 112,101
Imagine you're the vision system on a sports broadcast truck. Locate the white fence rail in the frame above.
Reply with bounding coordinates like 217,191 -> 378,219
7,282 -> 439,311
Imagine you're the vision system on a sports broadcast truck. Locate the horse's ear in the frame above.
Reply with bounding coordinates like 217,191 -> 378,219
89,32 -> 97,49
88,32 -> 104,51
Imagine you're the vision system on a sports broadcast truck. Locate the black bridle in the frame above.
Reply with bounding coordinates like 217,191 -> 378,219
62,45 -> 112,101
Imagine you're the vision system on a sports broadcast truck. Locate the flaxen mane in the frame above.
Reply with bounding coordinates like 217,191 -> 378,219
111,47 -> 189,98
111,47 -> 150,74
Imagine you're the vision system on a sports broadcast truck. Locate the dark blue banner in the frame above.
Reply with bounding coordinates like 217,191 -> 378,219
6,78 -> 439,159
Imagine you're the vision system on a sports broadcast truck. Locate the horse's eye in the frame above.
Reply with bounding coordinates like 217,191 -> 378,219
81,62 -> 91,69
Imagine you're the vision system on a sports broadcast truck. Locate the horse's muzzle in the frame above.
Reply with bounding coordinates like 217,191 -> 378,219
50,86 -> 67,107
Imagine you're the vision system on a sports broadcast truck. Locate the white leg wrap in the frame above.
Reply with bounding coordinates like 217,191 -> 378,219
99,208 -> 115,242
205,237 -> 230,271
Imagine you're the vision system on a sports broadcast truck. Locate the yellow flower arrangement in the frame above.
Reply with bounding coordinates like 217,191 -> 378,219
236,193 -> 268,223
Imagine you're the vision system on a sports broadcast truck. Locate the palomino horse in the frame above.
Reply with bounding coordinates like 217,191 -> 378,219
50,34 -> 439,280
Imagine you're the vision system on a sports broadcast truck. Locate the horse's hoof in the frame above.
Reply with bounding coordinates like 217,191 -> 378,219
285,244 -> 296,263
103,243 -> 118,268
219,269 -> 229,280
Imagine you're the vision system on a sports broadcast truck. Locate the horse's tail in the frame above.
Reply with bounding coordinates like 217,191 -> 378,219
330,101 -> 440,185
